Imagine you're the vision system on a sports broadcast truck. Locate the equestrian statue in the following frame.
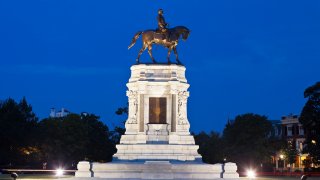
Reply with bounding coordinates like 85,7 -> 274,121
128,9 -> 190,64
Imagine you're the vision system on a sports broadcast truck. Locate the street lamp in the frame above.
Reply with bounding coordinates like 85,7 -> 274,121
280,154 -> 284,159
246,169 -> 256,179
55,168 -> 64,177
279,154 -> 285,172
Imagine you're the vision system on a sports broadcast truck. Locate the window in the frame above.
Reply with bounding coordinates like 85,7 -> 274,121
299,141 -> 303,151
284,126 -> 287,136
299,126 -> 304,135
292,126 -> 295,135
287,126 -> 292,136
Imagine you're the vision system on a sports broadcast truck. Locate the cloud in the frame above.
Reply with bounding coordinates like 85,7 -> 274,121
0,64 -> 124,76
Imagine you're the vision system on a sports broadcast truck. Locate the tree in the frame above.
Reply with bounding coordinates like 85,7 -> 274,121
222,113 -> 273,169
283,141 -> 298,170
39,113 -> 115,168
299,81 -> 320,165
110,106 -> 127,144
0,97 -> 39,166
194,131 -> 224,164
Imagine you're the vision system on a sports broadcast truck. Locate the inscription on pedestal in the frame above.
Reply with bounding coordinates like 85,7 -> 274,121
149,97 -> 166,124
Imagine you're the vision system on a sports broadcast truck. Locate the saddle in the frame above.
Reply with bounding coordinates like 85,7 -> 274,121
155,29 -> 170,40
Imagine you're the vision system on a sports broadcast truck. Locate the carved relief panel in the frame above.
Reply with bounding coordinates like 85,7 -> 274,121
149,97 -> 167,124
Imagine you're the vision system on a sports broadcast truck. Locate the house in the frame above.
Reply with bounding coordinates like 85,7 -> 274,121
50,107 -> 70,118
274,114 -> 308,170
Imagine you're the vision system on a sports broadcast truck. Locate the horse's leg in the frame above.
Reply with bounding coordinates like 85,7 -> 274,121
167,47 -> 172,64
147,44 -> 156,63
173,46 -> 180,64
136,44 -> 147,63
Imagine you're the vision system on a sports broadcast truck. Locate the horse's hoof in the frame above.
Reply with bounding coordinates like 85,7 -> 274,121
176,60 -> 183,65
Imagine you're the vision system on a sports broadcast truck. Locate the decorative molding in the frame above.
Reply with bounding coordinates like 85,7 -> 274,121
127,90 -> 138,124
177,91 -> 189,125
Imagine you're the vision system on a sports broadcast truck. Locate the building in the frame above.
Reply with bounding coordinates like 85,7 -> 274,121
50,107 -> 70,118
270,120 -> 282,138
282,114 -> 305,153
274,114 -> 308,170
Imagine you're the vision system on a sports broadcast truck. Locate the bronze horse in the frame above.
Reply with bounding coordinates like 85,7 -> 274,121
128,26 -> 190,64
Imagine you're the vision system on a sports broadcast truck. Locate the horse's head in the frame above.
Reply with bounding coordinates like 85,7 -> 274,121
172,26 -> 190,41
182,29 -> 190,41
178,26 -> 190,41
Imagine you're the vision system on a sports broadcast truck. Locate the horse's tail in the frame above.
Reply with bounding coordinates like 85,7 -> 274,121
128,31 -> 142,49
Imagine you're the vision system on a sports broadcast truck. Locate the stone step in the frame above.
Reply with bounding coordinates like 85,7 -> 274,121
116,144 -> 199,150
115,150 -> 200,156
114,144 -> 201,161
114,154 -> 201,161
75,161 -> 240,179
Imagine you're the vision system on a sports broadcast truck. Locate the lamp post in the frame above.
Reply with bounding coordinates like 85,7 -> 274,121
280,154 -> 285,172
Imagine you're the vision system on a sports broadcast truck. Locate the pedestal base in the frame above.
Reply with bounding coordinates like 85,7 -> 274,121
74,161 -> 239,179
114,144 -> 201,161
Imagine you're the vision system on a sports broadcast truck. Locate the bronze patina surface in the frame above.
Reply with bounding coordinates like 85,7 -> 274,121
128,9 -> 190,64
149,97 -> 167,124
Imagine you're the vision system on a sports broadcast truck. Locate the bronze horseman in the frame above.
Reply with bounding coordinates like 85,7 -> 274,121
157,9 -> 169,39
128,9 -> 190,64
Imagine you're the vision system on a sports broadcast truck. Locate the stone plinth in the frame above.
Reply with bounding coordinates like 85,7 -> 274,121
74,64 -> 239,179
76,161 -> 233,179
75,161 -> 92,177
114,64 -> 201,161
114,144 -> 201,161
222,163 -> 239,179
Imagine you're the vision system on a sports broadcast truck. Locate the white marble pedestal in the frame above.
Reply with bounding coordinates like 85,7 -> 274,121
74,64 -> 239,179
75,161 -> 239,179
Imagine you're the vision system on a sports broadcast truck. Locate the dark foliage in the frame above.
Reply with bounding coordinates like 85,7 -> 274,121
0,97 -> 117,168
284,141 -> 298,167
39,113 -> 116,168
299,81 -> 320,165
110,106 -> 127,144
194,131 -> 224,164
222,113 -> 273,169
0,97 -> 38,167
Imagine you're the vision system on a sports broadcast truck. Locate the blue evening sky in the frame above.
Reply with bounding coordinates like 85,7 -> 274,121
0,0 -> 319,133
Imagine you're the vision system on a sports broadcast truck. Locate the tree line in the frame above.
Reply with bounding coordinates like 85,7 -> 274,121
0,98 -> 116,169
194,81 -> 320,171
194,113 -> 283,172
0,81 -> 319,171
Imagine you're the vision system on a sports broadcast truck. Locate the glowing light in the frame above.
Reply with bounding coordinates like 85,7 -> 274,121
312,140 -> 316,144
280,154 -> 284,159
56,168 -> 64,176
246,169 -> 256,179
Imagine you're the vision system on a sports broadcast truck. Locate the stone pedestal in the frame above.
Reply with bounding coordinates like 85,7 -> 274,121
75,161 -> 92,177
222,163 -> 240,179
114,64 -> 201,162
75,64 -> 239,179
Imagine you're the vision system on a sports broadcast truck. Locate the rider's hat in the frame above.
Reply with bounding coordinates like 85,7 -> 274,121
158,9 -> 163,14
